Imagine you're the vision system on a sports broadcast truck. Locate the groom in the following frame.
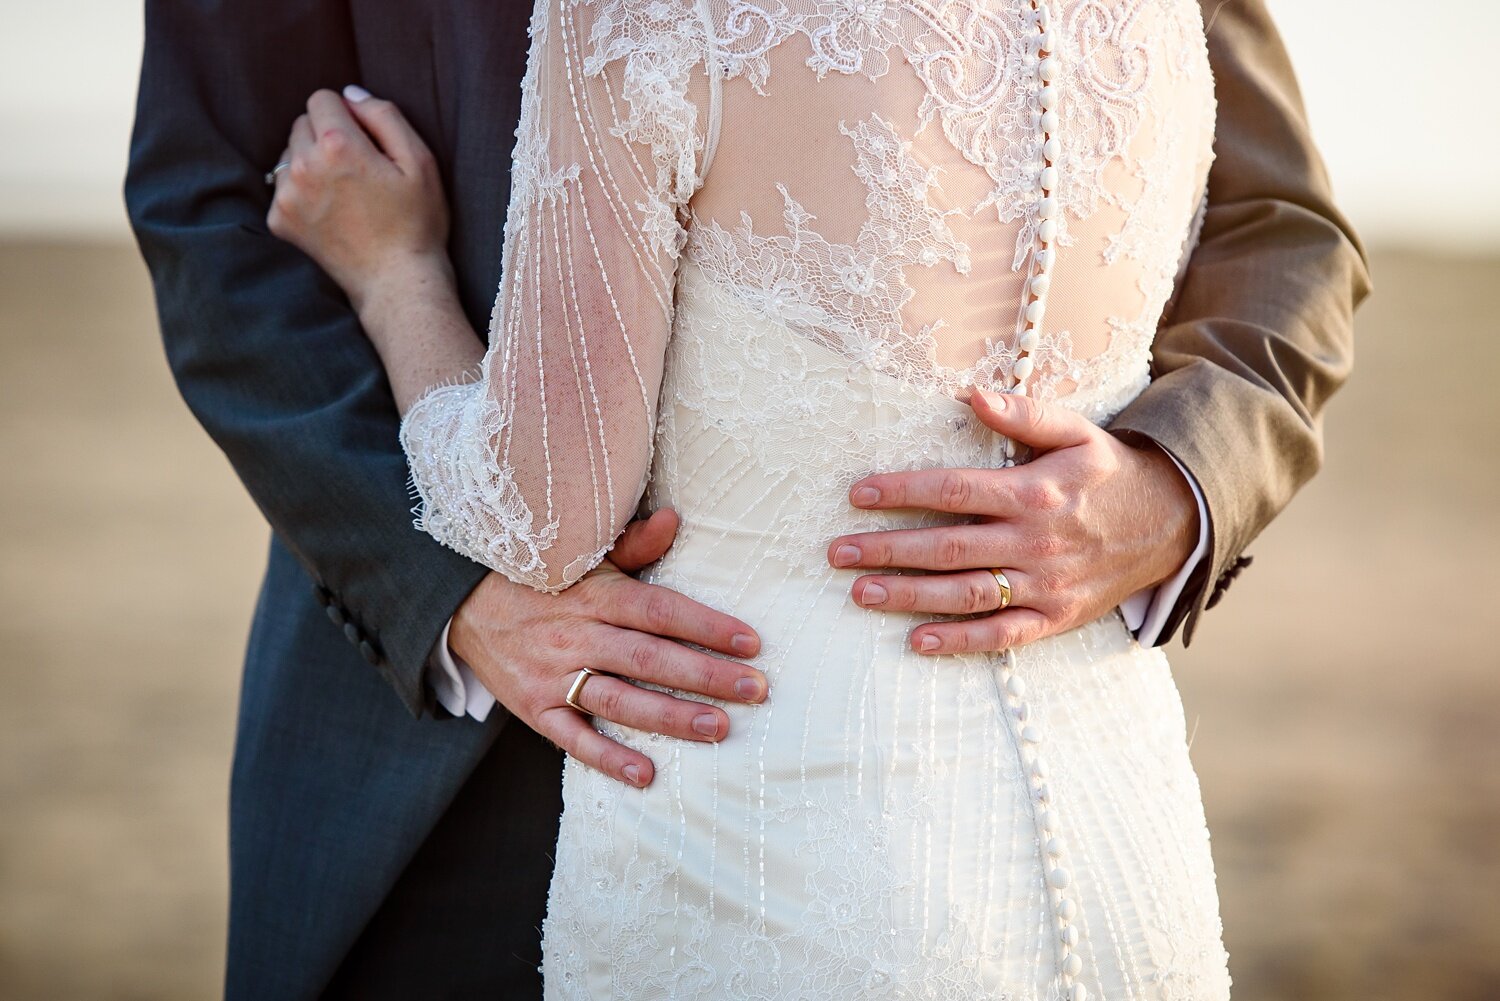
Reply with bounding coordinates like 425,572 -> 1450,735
126,2 -> 1367,998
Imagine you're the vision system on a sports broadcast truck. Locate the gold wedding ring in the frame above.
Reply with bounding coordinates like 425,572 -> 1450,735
989,569 -> 1014,610
565,667 -> 600,713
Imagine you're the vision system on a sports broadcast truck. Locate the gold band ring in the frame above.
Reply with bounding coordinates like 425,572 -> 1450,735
565,667 -> 600,713
989,569 -> 1014,610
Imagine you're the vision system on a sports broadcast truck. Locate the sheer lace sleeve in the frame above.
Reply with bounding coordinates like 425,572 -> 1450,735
398,0 -> 712,593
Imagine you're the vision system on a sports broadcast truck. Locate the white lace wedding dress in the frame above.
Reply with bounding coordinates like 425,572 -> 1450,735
399,1 -> 1231,997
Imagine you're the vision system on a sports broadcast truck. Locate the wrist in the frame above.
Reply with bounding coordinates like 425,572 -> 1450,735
447,571 -> 516,670
1126,439 -> 1200,587
350,250 -> 455,326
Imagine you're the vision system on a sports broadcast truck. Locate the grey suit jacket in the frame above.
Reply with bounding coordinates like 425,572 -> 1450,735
124,1 -> 1365,997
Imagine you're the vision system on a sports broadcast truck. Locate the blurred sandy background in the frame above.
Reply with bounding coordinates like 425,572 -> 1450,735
3,3 -> 1499,1000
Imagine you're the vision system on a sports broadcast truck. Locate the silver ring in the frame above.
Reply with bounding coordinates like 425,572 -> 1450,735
564,667 -> 600,713
264,161 -> 291,186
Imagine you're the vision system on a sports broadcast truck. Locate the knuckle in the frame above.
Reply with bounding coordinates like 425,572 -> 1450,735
1008,393 -> 1036,428
595,744 -> 626,776
658,703 -> 688,736
542,624 -> 573,653
693,659 -> 722,697
1090,441 -> 1121,476
887,581 -> 917,611
1034,480 -> 1067,511
1018,616 -> 1049,647
987,624 -> 1015,653
938,471 -> 972,511
961,577 -> 992,613
580,573 -> 616,610
627,641 -> 660,678
1036,567 -> 1069,602
1021,399 -> 1047,435
936,533 -> 969,569
594,683 -> 626,721
641,593 -> 676,633
1030,532 -> 1066,561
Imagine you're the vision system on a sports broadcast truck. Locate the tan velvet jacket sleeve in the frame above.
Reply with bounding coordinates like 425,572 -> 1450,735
1107,0 -> 1372,644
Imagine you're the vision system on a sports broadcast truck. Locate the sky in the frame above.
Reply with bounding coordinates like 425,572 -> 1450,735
1,0 -> 1497,249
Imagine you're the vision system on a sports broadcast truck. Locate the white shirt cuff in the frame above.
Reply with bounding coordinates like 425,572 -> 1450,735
426,618 -> 499,722
1118,448 -> 1210,647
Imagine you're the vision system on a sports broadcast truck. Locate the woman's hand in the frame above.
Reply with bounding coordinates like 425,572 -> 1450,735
268,86 -> 452,316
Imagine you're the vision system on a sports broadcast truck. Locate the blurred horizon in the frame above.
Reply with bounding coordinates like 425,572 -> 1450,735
2,0 -> 1499,249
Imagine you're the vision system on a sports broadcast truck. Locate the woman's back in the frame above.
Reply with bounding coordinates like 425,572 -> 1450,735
504,4 -> 1231,1000
686,1 -> 1215,410
401,0 -> 1215,594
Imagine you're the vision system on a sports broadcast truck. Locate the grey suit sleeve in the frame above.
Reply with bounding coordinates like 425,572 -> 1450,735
125,0 -> 488,715
1107,0 -> 1372,644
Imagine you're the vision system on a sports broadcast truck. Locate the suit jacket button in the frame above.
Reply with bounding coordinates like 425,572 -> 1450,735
359,640 -> 382,665
325,604 -> 346,626
343,622 -> 361,644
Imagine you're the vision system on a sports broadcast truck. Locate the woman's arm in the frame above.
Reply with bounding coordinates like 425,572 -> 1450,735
267,88 -> 484,413
126,1 -> 490,716
270,2 -> 711,594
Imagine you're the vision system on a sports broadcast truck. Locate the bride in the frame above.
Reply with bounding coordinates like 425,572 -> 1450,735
269,1 -> 1231,997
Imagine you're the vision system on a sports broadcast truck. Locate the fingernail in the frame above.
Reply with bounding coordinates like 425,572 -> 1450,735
834,544 -> 862,567
623,763 -> 644,786
342,84 -> 372,103
693,713 -> 721,738
919,634 -> 940,653
734,677 -> 765,702
861,582 -> 888,606
851,486 -> 880,507
980,390 -> 1005,411
730,632 -> 757,657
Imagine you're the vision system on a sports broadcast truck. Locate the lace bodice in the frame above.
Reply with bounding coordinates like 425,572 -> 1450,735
400,0 -> 1216,591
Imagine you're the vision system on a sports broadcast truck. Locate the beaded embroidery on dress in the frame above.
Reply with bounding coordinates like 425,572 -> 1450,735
398,1 -> 1230,997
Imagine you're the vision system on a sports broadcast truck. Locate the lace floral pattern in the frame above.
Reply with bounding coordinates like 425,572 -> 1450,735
396,1 -> 1227,996
689,114 -> 998,397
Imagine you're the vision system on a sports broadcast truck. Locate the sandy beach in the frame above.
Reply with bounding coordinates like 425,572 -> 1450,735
1,240 -> 1497,1000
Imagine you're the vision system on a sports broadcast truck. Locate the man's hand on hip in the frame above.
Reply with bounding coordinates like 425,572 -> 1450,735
450,510 -> 765,789
828,390 -> 1199,655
